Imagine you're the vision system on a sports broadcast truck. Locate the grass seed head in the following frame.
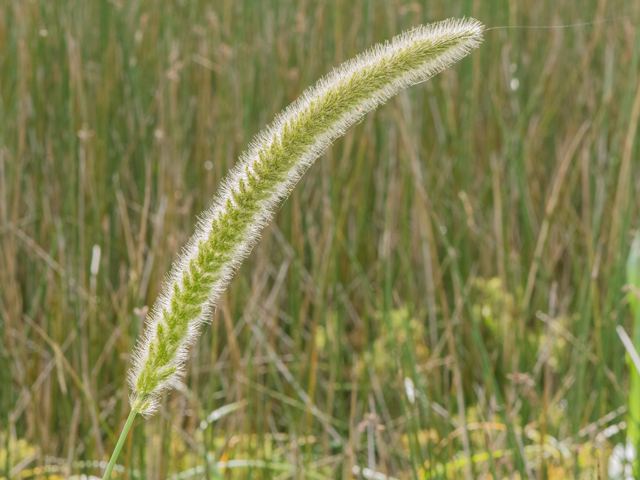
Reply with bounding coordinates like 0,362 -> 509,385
128,17 -> 484,414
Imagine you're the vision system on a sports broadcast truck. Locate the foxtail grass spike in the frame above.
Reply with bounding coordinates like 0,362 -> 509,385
128,18 -> 484,415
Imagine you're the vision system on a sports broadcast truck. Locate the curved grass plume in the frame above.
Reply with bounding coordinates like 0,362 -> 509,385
102,18 -> 483,478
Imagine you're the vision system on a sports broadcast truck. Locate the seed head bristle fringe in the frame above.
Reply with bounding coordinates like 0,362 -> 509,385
128,17 -> 484,414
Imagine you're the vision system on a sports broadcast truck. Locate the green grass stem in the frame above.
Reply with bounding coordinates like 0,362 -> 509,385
101,409 -> 137,480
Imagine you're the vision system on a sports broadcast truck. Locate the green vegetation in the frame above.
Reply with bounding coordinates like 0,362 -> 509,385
625,234 -> 640,449
1,0 -> 639,479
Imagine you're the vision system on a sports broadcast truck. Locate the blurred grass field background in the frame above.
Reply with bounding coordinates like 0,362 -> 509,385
1,0 -> 640,478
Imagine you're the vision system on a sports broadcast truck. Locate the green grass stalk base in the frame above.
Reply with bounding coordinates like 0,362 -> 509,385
101,409 -> 137,480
